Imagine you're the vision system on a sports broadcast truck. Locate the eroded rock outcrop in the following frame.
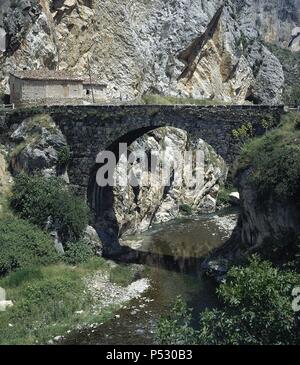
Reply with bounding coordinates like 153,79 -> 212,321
236,167 -> 300,253
9,114 -> 69,179
1,0 -> 296,103
237,0 -> 300,52
202,165 -> 300,276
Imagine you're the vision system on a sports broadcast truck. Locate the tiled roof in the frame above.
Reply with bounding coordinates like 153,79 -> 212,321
11,69 -> 85,82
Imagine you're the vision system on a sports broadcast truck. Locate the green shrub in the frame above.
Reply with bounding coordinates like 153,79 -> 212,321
260,114 -> 276,131
57,146 -> 71,168
295,114 -> 300,130
10,173 -> 89,241
236,112 -> 300,202
0,217 -> 59,276
179,204 -> 193,216
155,296 -> 198,345
198,257 -> 300,345
64,240 -> 94,265
232,122 -> 254,144
156,257 -> 300,345
217,184 -> 235,206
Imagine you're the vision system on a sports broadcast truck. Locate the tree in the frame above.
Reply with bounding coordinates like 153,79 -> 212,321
156,257 -> 300,345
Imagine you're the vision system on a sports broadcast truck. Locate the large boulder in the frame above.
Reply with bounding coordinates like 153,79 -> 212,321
83,225 -> 103,257
10,114 -> 69,179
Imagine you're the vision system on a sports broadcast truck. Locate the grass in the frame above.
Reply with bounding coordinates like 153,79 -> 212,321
217,184 -> 235,206
141,94 -> 230,106
0,257 -> 127,345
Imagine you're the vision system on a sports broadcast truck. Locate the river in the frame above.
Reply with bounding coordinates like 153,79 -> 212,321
63,208 -> 238,345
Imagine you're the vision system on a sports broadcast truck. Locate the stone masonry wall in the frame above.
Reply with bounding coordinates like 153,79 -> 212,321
1,104 -> 284,196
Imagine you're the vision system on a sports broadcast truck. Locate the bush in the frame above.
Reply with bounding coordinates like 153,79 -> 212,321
155,296 -> 198,345
64,240 -> 94,265
0,217 -> 59,276
10,173 -> 89,241
198,257 -> 300,345
179,204 -> 193,216
57,146 -> 70,168
231,122 -> 254,144
156,257 -> 300,345
217,184 -> 235,206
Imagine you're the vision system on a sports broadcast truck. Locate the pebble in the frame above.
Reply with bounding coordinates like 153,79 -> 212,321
54,336 -> 63,341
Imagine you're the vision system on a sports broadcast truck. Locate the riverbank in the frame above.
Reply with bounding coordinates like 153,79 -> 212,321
62,210 -> 238,345
0,258 -> 149,345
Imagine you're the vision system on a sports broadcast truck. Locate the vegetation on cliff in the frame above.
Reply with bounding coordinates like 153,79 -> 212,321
141,95 -> 228,105
10,173 -> 90,242
236,112 -> 300,202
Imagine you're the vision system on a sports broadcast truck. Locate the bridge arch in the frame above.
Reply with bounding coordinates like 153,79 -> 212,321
87,125 -> 227,255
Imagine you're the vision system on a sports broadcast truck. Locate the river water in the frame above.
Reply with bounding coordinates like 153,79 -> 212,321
64,208 -> 238,345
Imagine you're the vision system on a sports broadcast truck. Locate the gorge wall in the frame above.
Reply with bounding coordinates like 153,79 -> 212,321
1,0 -> 299,104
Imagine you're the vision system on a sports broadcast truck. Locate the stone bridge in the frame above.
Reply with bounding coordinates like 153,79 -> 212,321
2,104 -> 284,197
1,104 -> 285,254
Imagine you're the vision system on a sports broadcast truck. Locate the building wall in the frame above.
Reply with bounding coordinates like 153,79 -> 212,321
10,77 -> 84,104
83,84 -> 107,101
46,80 -> 83,99
22,80 -> 47,101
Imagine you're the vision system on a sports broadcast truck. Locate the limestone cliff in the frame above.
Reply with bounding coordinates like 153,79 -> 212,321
1,0 -> 298,104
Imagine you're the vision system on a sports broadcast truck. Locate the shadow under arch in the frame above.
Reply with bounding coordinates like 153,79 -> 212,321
87,125 -> 163,256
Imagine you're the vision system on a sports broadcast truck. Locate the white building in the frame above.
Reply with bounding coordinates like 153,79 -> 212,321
9,69 -> 108,105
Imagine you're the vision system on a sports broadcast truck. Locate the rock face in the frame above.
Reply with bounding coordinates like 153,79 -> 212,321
237,0 -> 300,52
97,127 -> 228,239
1,0 -> 297,103
237,168 -> 300,252
202,166 -> 300,275
9,114 -> 69,179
